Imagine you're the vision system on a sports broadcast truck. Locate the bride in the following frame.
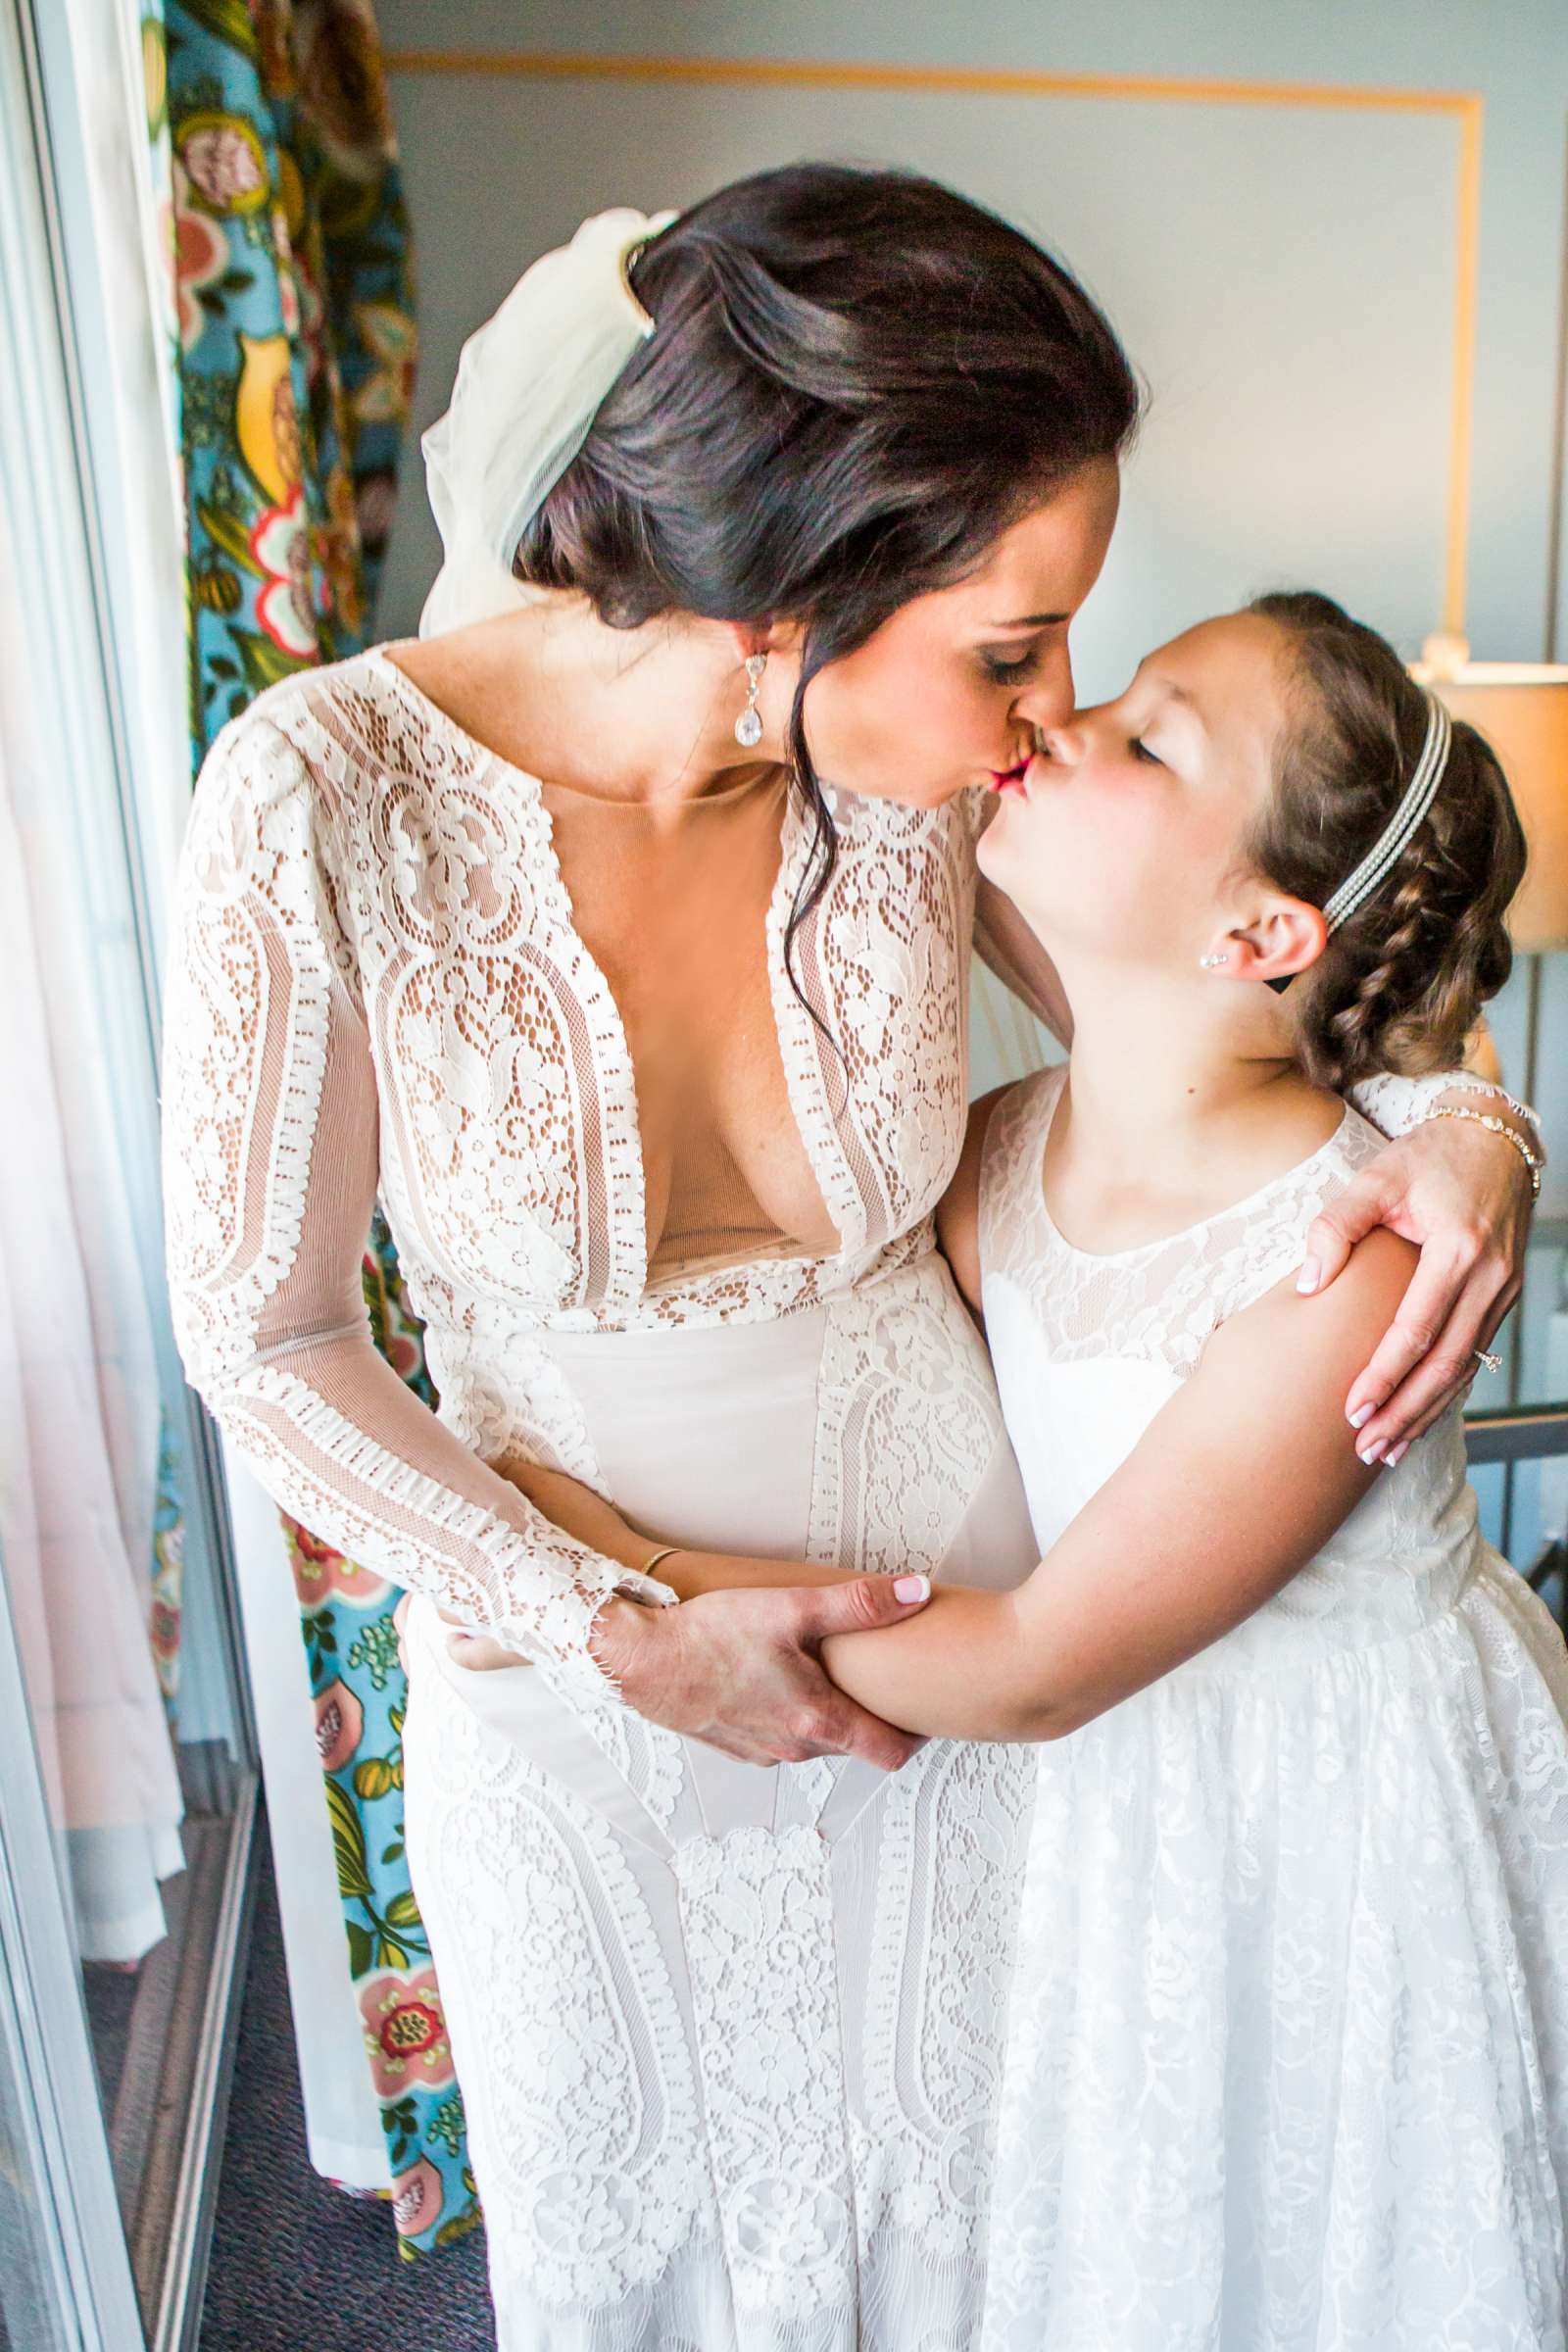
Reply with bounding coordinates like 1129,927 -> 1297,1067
162,167 -> 1536,2351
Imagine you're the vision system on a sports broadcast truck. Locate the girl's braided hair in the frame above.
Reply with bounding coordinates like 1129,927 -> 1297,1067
1247,590 -> 1526,1091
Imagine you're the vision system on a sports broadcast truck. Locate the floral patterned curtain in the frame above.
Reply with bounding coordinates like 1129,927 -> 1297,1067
149,0 -> 473,2257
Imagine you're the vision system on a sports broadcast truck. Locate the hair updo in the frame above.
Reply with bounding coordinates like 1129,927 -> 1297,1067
514,163 -> 1141,975
1246,590 -> 1526,1091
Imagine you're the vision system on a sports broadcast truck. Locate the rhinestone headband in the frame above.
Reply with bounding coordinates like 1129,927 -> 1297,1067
1322,690 -> 1451,933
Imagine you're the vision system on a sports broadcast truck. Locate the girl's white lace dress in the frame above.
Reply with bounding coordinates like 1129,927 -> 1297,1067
977,1066 -> 1568,2352
161,648 -> 1042,2352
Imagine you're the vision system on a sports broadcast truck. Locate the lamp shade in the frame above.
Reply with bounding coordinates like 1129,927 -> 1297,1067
1410,641 -> 1568,953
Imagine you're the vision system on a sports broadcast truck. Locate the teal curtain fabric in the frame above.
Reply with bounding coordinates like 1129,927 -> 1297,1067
149,0 -> 475,2255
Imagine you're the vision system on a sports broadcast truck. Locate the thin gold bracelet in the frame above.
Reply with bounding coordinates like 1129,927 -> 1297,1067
639,1544 -> 681,1577
1421,1103 -> 1544,1200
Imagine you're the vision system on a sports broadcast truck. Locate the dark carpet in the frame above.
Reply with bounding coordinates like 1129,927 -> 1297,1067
199,1824 -> 495,2351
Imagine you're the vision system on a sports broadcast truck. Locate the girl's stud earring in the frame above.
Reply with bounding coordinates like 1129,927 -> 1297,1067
735,654 -> 766,748
1199,952 -> 1230,969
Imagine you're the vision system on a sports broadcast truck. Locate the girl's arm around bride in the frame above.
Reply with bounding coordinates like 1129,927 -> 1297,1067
818,1213 -> 1413,1743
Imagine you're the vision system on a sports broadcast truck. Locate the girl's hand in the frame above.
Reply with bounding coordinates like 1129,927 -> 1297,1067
392,1591 -> 517,1675
439,1608 -> 533,1671
1299,1100 -> 1533,1456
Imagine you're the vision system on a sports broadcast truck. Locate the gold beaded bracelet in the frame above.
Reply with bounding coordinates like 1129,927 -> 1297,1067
1435,1074 -> 1544,1147
1421,1103 -> 1544,1200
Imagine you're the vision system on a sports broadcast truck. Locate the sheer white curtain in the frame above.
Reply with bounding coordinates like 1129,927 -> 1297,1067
0,0 -> 194,1967
0,486 -> 184,1966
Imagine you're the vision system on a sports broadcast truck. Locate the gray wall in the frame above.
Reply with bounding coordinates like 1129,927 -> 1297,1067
376,0 -> 1567,673
371,1 -> 1568,1114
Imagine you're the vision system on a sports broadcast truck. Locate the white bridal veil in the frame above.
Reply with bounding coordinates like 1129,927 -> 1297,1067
418,206 -> 675,639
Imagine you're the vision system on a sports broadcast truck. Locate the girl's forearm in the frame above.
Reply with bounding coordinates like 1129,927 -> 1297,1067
821,1585 -> 1043,1742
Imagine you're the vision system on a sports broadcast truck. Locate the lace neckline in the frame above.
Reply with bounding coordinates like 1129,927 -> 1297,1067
368,641 -> 785,812
1034,1067 -> 1354,1266
362,639 -> 848,1290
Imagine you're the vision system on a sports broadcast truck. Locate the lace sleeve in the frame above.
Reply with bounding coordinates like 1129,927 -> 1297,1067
1349,1070 -> 1544,1153
160,709 -> 672,1708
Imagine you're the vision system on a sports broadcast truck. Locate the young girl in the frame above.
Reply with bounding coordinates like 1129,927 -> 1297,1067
818,587 -> 1568,2347
464,588 -> 1567,2342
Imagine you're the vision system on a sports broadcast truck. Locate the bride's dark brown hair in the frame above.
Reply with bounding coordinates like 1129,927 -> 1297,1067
514,163 -> 1141,1003
1247,590 -> 1527,1090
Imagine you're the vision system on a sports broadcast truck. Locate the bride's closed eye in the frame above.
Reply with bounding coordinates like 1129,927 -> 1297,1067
981,648 -> 1041,685
1130,736 -> 1164,764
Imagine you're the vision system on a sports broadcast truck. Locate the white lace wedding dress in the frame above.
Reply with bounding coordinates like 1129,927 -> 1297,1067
977,1066 -> 1568,2352
161,646 -> 1042,2351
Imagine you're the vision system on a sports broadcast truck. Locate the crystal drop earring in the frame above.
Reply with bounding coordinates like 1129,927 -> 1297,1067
734,653 -> 766,748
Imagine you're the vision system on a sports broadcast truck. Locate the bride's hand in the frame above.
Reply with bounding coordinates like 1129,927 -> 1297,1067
1299,1102 -> 1532,1456
422,1443 -> 934,1761
438,1546 -> 853,1672
588,1580 -> 935,1770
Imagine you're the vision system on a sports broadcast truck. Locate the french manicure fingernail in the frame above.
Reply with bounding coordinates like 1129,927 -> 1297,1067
1348,1403 -> 1374,1430
1385,1441 -> 1408,1467
894,1574 -> 930,1604
1358,1440 -> 1387,1465
1297,1259 -> 1320,1295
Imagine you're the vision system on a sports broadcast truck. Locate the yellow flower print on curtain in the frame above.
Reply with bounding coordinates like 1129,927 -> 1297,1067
165,0 -> 416,732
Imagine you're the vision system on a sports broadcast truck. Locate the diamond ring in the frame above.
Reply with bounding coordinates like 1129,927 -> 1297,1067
1473,1348 -> 1502,1376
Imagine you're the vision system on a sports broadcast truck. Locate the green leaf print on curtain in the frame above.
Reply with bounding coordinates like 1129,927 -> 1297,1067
150,0 -> 474,2258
